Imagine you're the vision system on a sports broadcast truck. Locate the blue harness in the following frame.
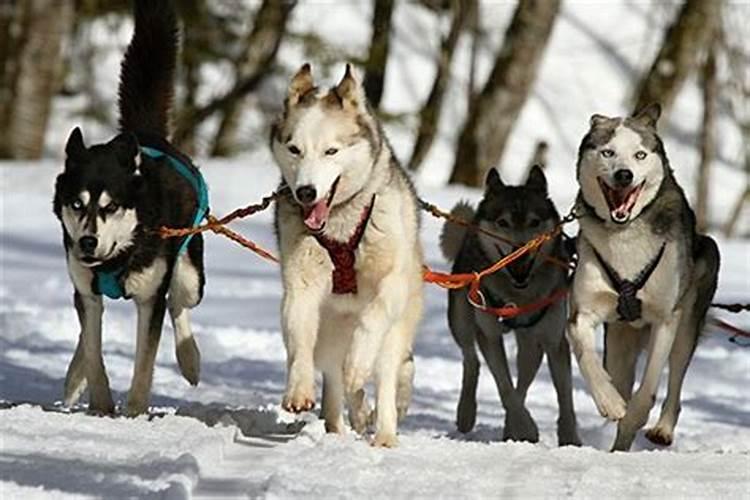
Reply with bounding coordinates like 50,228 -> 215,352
95,145 -> 209,299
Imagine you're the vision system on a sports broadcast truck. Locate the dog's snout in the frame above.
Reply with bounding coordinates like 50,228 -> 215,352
295,185 -> 317,205
613,169 -> 634,187
79,236 -> 98,255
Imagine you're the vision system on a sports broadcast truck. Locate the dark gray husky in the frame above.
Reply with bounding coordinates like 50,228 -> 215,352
441,166 -> 580,445
53,0 -> 207,416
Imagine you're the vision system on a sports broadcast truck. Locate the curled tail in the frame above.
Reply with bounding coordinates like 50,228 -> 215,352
118,0 -> 179,138
439,201 -> 475,262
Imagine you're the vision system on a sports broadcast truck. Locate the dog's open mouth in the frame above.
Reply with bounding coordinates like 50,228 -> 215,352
301,176 -> 340,233
497,245 -> 537,288
598,177 -> 645,224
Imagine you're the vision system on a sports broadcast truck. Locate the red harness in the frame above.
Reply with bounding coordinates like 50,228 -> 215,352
313,196 -> 376,294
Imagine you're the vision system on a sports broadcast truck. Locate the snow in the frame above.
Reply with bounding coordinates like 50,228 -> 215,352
2,1 -> 750,498
1,161 -> 749,498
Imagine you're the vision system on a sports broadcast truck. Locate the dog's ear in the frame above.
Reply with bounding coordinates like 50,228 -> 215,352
110,132 -> 141,172
632,103 -> 661,128
287,63 -> 314,107
589,114 -> 614,128
485,168 -> 504,191
65,127 -> 87,162
325,64 -> 363,111
525,164 -> 547,192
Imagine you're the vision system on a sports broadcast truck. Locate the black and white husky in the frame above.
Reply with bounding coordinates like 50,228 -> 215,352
53,0 -> 206,416
568,104 -> 720,451
441,166 -> 580,446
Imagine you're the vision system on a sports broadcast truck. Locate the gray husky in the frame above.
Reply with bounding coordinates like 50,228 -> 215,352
441,166 -> 581,445
568,103 -> 720,451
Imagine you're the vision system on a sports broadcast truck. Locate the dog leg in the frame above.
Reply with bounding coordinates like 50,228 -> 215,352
372,341 -> 401,448
645,315 -> 695,446
448,291 -> 480,433
568,311 -> 626,421
396,354 -> 414,423
612,310 -> 681,451
64,331 -> 88,407
282,287 -> 323,413
603,322 -> 643,401
475,313 -> 538,443
514,331 -> 543,404
75,292 -> 114,415
321,371 -> 345,434
168,256 -> 202,386
126,295 -> 166,417
544,333 -> 581,446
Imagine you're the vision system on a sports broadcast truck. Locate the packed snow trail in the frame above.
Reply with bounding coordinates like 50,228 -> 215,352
1,164 -> 748,498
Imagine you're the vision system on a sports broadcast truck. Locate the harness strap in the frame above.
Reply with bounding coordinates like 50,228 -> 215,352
593,242 -> 666,322
94,145 -> 209,300
314,195 -> 376,295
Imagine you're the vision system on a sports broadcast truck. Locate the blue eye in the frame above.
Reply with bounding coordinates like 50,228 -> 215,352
72,199 -> 84,210
601,149 -> 615,158
635,151 -> 647,160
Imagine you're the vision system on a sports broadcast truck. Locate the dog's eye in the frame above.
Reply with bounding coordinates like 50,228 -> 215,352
71,199 -> 84,211
634,151 -> 647,160
287,145 -> 301,155
601,149 -> 615,158
325,148 -> 339,156
528,218 -> 541,229
103,202 -> 119,213
497,219 -> 509,228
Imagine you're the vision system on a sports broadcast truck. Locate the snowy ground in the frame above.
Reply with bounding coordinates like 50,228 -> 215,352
1,162 -> 748,498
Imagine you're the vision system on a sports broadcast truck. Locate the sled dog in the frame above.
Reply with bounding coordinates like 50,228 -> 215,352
441,166 -> 580,445
271,64 -> 423,447
568,103 -> 719,451
53,0 -> 206,416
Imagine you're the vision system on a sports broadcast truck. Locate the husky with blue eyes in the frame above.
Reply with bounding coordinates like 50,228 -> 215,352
569,103 -> 720,451
270,64 -> 423,447
53,0 -> 206,416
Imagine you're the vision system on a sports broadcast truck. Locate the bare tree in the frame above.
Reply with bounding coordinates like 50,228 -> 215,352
0,0 -> 74,159
407,0 -> 471,171
211,0 -> 297,156
449,0 -> 560,187
172,0 -> 296,148
632,0 -> 720,116
363,0 -> 395,110
695,41 -> 718,232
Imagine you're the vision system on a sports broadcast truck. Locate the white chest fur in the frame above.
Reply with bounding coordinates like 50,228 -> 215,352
125,257 -> 168,300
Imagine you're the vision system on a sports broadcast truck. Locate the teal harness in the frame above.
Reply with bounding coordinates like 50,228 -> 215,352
95,145 -> 209,299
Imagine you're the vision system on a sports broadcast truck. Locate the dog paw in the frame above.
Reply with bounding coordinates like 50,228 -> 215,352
592,384 -> 627,421
176,338 -> 201,386
371,432 -> 398,448
125,396 -> 149,417
282,385 -> 315,413
89,392 -> 115,416
557,429 -> 582,447
645,426 -> 673,446
503,408 -> 539,443
348,389 -> 371,434
456,398 -> 477,434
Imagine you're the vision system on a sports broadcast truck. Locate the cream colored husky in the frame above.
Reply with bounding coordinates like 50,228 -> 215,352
270,64 -> 423,447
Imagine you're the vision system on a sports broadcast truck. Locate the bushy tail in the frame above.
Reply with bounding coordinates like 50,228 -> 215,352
693,234 -> 720,339
118,0 -> 179,138
439,201 -> 475,262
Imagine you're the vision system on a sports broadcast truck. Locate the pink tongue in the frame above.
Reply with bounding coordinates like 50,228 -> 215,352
303,200 -> 330,231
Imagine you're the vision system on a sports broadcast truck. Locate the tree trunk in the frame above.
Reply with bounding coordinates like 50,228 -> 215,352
407,0 -> 470,171
449,0 -> 560,187
172,0 -> 296,149
210,0 -> 296,156
695,41 -> 717,232
362,0 -> 394,110
631,0 -> 720,116
0,0 -> 74,159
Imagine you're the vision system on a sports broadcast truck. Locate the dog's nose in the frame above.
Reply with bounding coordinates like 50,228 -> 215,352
613,169 -> 634,187
79,236 -> 98,255
295,185 -> 317,205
